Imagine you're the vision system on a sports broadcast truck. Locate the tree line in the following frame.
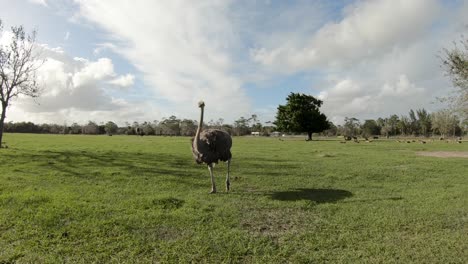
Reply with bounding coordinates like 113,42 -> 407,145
3,115 -> 276,137
325,108 -> 465,138
3,106 -> 465,138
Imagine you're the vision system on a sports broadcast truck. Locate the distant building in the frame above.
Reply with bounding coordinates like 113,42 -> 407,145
251,131 -> 260,136
271,131 -> 281,137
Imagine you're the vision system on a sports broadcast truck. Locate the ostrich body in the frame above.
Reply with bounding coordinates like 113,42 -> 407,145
192,101 -> 232,193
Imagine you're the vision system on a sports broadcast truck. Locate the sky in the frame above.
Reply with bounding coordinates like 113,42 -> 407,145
0,0 -> 466,126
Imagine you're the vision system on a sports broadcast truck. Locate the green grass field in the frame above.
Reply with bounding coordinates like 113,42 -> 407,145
0,133 -> 467,263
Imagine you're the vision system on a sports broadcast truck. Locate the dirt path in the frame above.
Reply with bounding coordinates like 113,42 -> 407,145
416,151 -> 468,158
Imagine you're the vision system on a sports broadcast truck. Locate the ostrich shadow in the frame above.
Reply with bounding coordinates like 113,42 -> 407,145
270,188 -> 353,203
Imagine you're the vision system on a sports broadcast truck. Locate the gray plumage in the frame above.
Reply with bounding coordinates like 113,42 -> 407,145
192,129 -> 232,164
191,101 -> 232,193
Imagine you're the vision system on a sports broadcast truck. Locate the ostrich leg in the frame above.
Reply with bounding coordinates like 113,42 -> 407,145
226,159 -> 231,192
208,164 -> 216,193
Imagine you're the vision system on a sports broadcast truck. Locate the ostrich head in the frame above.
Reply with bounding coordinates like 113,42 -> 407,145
198,101 -> 205,108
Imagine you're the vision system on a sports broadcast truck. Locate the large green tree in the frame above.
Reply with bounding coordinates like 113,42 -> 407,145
274,93 -> 329,141
104,121 -> 118,136
361,119 -> 380,137
416,109 -> 431,137
0,21 -> 41,148
180,119 -> 197,136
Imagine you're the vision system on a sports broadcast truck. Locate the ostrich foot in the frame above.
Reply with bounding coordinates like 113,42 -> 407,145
210,188 -> 217,194
226,181 -> 230,192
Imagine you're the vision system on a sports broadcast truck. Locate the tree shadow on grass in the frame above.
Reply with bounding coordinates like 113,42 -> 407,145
11,149 -> 208,188
270,188 -> 353,203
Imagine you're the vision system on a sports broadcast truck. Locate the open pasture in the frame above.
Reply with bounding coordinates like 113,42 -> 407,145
0,133 -> 467,263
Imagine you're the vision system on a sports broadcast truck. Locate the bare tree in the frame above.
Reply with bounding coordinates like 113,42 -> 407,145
0,20 -> 42,148
441,35 -> 468,91
440,34 -> 468,128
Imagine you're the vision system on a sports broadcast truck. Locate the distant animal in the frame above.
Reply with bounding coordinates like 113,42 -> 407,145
191,101 -> 232,193
135,127 -> 144,136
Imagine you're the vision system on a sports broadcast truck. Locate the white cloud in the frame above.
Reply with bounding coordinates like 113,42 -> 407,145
0,31 -> 14,47
72,58 -> 115,87
93,42 -> 116,55
318,74 -> 432,125
7,44 -> 142,125
75,0 -> 252,121
318,79 -> 371,117
251,0 -> 440,71
8,102 -> 162,126
109,74 -> 135,88
36,58 -> 72,97
379,75 -> 422,97
28,0 -> 48,7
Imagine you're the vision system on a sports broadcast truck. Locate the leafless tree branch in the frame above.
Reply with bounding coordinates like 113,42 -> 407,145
0,19 -> 42,148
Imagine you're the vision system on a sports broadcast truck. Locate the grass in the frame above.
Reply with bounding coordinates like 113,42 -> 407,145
0,133 -> 467,263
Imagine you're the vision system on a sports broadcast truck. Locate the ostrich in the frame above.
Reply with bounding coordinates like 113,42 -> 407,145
135,127 -> 144,136
191,101 -> 232,193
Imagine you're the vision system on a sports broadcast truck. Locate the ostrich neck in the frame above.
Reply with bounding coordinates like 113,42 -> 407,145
195,107 -> 204,142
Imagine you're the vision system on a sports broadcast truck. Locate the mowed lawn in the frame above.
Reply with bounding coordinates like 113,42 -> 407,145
0,133 -> 467,263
